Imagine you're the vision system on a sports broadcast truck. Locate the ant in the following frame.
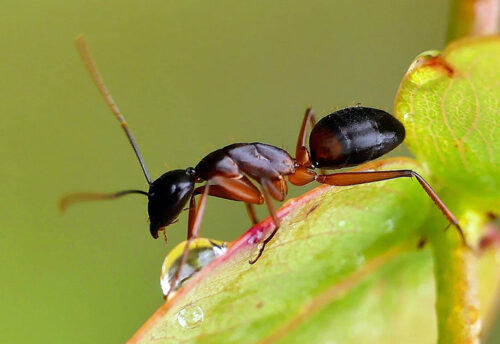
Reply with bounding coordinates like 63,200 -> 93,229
62,36 -> 467,297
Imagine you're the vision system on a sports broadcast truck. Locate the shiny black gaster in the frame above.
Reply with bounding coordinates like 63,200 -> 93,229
309,106 -> 406,169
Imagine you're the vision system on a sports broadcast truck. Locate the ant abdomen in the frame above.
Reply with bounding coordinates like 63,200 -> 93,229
309,107 -> 405,169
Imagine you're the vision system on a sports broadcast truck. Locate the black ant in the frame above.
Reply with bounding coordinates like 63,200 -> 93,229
62,36 -> 467,297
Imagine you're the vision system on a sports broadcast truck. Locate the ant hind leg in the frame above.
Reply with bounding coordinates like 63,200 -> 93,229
315,169 -> 469,248
249,178 -> 283,264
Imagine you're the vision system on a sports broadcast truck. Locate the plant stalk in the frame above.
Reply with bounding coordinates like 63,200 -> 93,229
429,222 -> 481,344
431,2 -> 499,343
448,0 -> 499,41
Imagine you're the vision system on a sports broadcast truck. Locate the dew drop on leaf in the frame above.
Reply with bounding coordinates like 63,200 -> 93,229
354,256 -> 366,269
177,304 -> 204,329
384,219 -> 394,233
161,238 -> 227,297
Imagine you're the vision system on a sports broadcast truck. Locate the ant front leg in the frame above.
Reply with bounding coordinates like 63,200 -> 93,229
167,183 -> 211,299
168,174 -> 267,296
315,169 -> 468,246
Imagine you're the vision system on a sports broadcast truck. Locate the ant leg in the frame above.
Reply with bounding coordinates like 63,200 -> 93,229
271,176 -> 288,201
167,175 -> 267,296
194,176 -> 264,225
249,178 -> 283,264
193,175 -> 263,204
245,203 -> 259,225
194,175 -> 264,225
288,166 -> 316,186
167,183 -> 211,299
316,170 -> 468,246
296,108 -> 316,167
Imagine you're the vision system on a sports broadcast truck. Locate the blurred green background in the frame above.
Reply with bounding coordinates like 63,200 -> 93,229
1,1 -> 498,343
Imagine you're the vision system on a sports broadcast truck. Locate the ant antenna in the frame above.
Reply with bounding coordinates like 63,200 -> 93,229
75,35 -> 152,185
60,190 -> 149,212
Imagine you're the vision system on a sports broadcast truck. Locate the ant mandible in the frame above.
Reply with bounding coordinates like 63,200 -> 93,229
62,36 -> 467,296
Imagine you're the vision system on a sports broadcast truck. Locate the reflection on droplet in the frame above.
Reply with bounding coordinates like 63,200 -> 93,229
160,238 -> 227,297
177,304 -> 204,329
338,220 -> 346,227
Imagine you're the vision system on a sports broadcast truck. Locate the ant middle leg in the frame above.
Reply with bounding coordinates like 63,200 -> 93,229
315,170 -> 468,246
245,203 -> 259,225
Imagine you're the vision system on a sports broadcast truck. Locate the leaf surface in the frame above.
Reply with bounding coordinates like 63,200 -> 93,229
395,36 -> 500,210
129,159 -> 500,344
130,36 -> 500,344
395,35 -> 500,343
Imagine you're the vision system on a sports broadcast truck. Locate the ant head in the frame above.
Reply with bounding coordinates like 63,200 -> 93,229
148,168 -> 196,239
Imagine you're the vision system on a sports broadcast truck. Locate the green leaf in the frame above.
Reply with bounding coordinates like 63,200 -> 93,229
128,36 -> 500,344
394,36 -> 500,211
128,159 -> 500,344
394,36 -> 500,343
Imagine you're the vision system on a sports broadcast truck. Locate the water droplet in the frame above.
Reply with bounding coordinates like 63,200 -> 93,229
338,220 -> 346,227
384,219 -> 394,233
160,238 -> 227,296
355,254 -> 365,267
177,304 -> 204,329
